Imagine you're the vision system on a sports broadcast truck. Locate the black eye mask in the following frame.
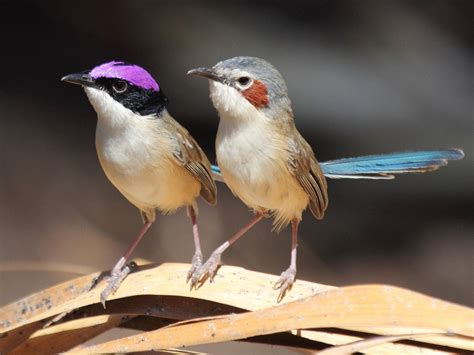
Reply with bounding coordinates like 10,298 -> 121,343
94,77 -> 169,117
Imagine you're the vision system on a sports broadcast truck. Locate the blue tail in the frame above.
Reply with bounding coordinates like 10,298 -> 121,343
320,149 -> 464,179
211,149 -> 464,181
211,164 -> 225,182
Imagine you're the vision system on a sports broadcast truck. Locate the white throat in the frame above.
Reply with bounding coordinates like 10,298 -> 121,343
209,80 -> 272,155
85,87 -> 138,128
209,81 -> 258,124
84,87 -> 164,174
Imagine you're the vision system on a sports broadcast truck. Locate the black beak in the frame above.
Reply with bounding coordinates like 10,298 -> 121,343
187,67 -> 225,83
61,72 -> 96,87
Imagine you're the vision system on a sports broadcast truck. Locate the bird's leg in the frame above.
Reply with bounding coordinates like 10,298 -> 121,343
100,216 -> 153,307
186,205 -> 204,282
274,218 -> 300,302
190,211 -> 265,289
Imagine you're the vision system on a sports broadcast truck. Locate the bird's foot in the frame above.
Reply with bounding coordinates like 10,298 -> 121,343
189,252 -> 222,289
186,251 -> 203,283
274,266 -> 296,302
100,261 -> 137,308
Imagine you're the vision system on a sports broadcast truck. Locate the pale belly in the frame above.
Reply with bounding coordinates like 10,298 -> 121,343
96,131 -> 200,217
99,154 -> 200,214
216,122 -> 309,227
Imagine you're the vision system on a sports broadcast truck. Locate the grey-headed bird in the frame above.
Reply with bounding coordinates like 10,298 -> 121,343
62,61 -> 217,306
188,56 -> 464,300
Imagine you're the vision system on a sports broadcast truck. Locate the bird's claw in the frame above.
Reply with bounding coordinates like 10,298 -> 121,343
100,262 -> 137,308
189,252 -> 222,289
274,267 -> 296,302
186,251 -> 203,283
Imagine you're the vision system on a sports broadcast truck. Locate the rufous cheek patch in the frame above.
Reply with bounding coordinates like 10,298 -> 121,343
242,80 -> 269,109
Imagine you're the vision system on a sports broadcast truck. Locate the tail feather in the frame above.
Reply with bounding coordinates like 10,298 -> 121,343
211,149 -> 464,182
211,164 -> 225,182
320,149 -> 464,179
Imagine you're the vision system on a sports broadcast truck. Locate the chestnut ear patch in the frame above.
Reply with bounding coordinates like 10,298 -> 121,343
242,80 -> 269,109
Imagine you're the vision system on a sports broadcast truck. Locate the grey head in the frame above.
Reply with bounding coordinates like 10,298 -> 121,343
188,56 -> 293,119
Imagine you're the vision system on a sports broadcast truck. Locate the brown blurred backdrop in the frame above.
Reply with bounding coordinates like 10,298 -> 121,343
0,0 -> 472,317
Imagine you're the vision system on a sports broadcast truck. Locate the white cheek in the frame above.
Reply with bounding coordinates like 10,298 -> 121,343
209,81 -> 255,119
84,87 -> 113,114
84,87 -> 105,103
84,87 -> 133,125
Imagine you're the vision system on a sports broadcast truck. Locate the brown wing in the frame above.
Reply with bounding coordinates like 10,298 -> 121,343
287,131 -> 328,220
170,122 -> 217,205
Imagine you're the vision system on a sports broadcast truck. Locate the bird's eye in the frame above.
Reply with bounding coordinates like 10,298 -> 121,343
112,80 -> 128,93
236,76 -> 252,89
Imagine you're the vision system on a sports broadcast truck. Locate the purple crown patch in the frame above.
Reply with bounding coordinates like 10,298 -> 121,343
90,61 -> 160,92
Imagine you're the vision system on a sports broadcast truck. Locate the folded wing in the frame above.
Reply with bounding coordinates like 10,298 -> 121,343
171,122 -> 217,205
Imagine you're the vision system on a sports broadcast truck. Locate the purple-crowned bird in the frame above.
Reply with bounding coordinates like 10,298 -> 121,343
188,56 -> 464,300
62,61 -> 216,306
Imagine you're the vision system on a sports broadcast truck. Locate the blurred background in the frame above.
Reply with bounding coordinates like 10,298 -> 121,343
0,0 -> 472,337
